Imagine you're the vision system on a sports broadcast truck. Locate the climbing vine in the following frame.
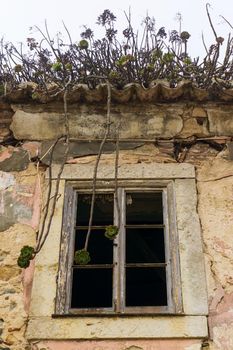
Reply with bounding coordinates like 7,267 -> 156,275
12,6 -> 233,267
17,73 -> 120,267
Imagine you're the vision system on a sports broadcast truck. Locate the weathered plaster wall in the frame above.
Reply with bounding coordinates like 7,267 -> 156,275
0,99 -> 233,349
197,158 -> 233,350
0,165 -> 41,349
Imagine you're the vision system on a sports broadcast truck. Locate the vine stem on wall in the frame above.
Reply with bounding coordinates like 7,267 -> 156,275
84,80 -> 112,251
35,86 -> 70,254
114,124 -> 121,228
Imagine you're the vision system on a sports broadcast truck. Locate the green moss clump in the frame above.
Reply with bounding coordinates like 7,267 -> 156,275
74,249 -> 91,265
104,225 -> 119,240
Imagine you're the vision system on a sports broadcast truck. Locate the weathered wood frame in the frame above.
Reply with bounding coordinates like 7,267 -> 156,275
55,179 -> 183,315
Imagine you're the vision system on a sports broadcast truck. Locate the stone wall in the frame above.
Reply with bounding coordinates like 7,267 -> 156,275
0,99 -> 233,350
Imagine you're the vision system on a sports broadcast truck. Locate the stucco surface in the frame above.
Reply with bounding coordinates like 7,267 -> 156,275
197,157 -> 233,350
0,161 -> 40,349
27,316 -> 208,340
0,101 -> 233,349
11,104 -> 184,140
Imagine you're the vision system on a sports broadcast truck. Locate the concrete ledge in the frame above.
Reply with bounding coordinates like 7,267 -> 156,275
48,163 -> 195,180
10,106 -> 183,140
26,315 -> 208,340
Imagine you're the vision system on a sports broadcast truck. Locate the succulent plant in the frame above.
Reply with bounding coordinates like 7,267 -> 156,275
17,256 -> 31,269
14,64 -> 22,73
116,54 -> 134,67
52,62 -> 62,72
20,245 -> 34,259
17,245 -> 34,268
78,40 -> 89,50
74,249 -> 91,265
65,63 -> 72,70
180,31 -> 191,41
163,52 -> 175,63
104,225 -> 119,240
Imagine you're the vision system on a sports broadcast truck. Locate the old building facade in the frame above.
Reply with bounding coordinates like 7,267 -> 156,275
0,82 -> 233,350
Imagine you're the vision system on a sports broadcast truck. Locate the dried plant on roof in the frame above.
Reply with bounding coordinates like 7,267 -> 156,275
0,7 -> 233,94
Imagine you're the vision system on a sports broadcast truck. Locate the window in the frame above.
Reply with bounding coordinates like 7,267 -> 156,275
28,163 -> 208,340
55,180 -> 182,315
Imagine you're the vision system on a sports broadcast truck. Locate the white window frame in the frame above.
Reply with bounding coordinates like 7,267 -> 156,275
56,181 -> 182,315
27,163 -> 208,341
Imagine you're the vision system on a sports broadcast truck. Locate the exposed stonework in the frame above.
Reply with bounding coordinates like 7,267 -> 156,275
0,147 -> 30,172
0,224 -> 36,350
208,107 -> 233,135
0,161 -> 41,349
0,97 -> 232,349
0,102 -> 14,142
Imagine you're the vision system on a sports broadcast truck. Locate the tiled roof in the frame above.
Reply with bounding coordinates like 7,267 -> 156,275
2,80 -> 233,103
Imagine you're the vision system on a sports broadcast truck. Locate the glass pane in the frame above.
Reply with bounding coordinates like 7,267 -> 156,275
76,193 -> 113,226
71,268 -> 112,308
126,192 -> 163,225
75,229 -> 113,264
126,267 -> 167,306
126,228 -> 165,263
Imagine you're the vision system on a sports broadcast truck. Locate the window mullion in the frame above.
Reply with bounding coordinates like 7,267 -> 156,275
113,188 -> 125,313
119,188 -> 126,313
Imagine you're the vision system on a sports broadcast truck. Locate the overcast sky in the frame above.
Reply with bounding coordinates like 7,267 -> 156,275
0,0 -> 232,58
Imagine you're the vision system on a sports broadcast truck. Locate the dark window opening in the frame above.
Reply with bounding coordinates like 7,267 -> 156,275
71,193 -> 114,309
126,228 -> 165,263
125,192 -> 167,307
126,267 -> 167,306
71,268 -> 112,308
76,193 -> 113,226
70,190 -> 168,311
126,192 -> 163,225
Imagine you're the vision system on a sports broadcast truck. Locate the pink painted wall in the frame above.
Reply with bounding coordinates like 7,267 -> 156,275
39,339 -> 202,350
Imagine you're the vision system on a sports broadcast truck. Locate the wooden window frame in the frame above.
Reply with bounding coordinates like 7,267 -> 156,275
55,180 -> 183,316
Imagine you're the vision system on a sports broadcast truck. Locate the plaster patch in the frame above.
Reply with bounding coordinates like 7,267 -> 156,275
0,171 -> 15,190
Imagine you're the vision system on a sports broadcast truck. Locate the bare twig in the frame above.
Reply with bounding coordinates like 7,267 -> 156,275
114,124 -> 121,228
35,136 -> 63,253
35,80 -> 71,254
220,15 -> 233,30
84,80 -> 111,251
35,142 -> 69,253
202,32 -> 209,55
206,3 -> 218,41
